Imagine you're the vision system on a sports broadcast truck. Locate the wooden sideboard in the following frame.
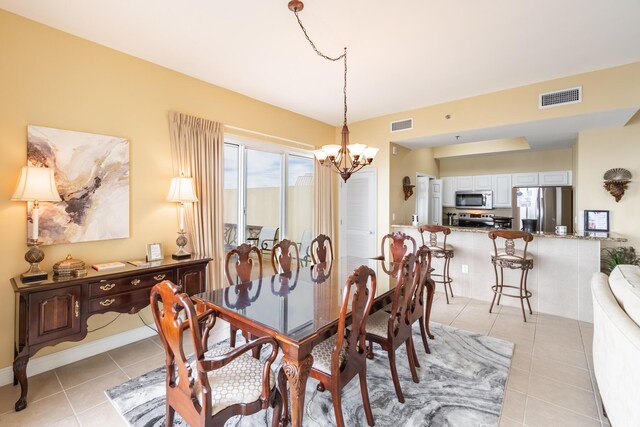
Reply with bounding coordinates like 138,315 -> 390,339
10,255 -> 211,411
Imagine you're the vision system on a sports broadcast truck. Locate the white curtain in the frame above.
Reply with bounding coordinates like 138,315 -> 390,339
168,112 -> 225,289
313,160 -> 334,241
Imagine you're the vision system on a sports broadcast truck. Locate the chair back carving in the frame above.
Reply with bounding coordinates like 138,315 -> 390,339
417,224 -> 451,250
410,247 -> 433,323
150,280 -> 212,421
225,243 -> 262,285
387,253 -> 419,340
335,265 -> 377,379
271,239 -> 300,274
381,231 -> 417,263
310,234 -> 334,264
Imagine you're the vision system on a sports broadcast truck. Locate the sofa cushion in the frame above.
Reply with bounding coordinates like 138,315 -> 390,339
609,265 -> 640,327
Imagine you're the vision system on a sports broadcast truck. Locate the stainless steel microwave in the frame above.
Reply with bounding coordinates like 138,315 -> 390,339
455,191 -> 493,209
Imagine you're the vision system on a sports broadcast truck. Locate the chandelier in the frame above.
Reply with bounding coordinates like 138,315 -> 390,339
288,0 -> 378,182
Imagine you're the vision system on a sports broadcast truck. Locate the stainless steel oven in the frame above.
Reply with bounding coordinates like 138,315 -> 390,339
455,191 -> 493,209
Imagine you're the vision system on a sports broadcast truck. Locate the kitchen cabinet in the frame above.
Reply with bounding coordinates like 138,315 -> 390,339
442,177 -> 456,207
539,170 -> 572,186
456,176 -> 473,191
492,174 -> 512,208
512,173 -> 539,187
473,175 -> 493,191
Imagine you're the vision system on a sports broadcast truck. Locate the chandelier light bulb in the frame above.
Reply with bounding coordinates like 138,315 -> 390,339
346,143 -> 366,159
313,149 -> 329,162
322,145 -> 342,159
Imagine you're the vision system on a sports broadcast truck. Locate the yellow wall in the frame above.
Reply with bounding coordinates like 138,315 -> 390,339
438,147 -> 574,176
433,137 -> 530,158
576,112 -> 640,248
0,10 -> 334,369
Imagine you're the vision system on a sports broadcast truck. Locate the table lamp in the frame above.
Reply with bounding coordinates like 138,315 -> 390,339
166,176 -> 198,259
12,166 -> 61,282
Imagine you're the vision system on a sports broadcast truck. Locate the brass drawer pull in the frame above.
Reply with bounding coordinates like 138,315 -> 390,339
99,298 -> 115,307
75,301 -> 80,318
131,279 -> 141,286
153,274 -> 166,281
100,283 -> 116,291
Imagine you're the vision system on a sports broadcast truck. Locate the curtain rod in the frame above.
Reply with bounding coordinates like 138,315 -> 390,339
224,125 -> 315,149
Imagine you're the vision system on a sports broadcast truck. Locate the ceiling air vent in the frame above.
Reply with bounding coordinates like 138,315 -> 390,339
391,118 -> 413,132
539,86 -> 582,109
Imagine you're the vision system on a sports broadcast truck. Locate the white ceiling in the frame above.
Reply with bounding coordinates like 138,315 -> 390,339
1,0 -> 639,136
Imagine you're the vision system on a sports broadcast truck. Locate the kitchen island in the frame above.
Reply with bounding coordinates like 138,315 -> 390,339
392,224 -> 627,322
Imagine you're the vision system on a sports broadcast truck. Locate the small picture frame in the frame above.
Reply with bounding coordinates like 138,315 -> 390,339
584,210 -> 609,232
146,243 -> 164,261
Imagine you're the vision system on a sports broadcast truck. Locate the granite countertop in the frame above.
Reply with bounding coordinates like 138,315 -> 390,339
391,224 -> 627,242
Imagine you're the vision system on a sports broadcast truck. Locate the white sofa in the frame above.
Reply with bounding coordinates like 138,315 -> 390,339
592,265 -> 640,426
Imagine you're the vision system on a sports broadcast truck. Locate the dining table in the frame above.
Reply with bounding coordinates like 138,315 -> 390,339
192,256 -> 434,427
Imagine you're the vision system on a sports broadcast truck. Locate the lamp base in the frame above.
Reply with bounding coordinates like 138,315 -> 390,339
172,231 -> 192,260
21,242 -> 48,283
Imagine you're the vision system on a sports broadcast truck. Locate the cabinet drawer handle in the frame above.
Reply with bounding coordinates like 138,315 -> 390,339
100,283 -> 116,291
153,274 -> 166,281
75,301 -> 80,318
131,279 -> 141,286
99,298 -> 115,307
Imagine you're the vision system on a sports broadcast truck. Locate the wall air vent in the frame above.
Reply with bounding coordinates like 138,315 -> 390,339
539,86 -> 582,109
390,118 -> 413,132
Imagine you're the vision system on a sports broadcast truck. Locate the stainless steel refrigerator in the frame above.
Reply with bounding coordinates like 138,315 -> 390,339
512,186 -> 573,233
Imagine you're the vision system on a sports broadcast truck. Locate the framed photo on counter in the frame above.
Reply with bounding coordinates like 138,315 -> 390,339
146,243 -> 164,261
584,210 -> 609,232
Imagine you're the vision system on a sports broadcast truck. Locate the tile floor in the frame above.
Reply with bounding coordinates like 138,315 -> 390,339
0,292 -> 607,427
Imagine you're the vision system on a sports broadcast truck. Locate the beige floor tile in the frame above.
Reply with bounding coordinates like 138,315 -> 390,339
507,367 -> 530,394
524,396 -> 601,427
121,352 -> 166,378
108,338 -> 164,368
77,401 -> 128,427
533,340 -> 588,369
56,353 -> 120,390
497,306 -> 538,323
0,392 -> 74,427
49,415 -> 80,427
527,374 -> 599,419
498,416 -> 523,427
501,389 -> 526,423
0,371 -> 62,415
536,313 -> 580,331
534,324 -> 585,352
66,370 -> 129,414
490,331 -> 534,355
510,348 -> 532,372
531,356 -> 593,391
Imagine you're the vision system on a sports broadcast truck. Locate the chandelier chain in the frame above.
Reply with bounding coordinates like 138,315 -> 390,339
294,10 -> 348,126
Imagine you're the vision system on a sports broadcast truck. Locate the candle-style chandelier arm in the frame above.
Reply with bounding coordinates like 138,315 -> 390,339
288,0 -> 378,182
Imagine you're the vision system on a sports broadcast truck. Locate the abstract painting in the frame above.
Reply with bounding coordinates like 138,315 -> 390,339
27,125 -> 129,245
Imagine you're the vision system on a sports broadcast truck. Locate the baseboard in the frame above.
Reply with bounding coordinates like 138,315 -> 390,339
0,326 -> 156,387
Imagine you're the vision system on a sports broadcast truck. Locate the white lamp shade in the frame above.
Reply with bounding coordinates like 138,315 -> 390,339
322,145 -> 342,158
166,177 -> 198,203
363,147 -> 379,160
313,149 -> 328,161
11,166 -> 61,202
346,143 -> 367,157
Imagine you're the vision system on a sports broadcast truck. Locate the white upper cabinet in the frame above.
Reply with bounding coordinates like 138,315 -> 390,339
442,177 -> 456,207
512,172 -> 539,187
492,174 -> 512,208
539,170 -> 572,186
473,175 -> 493,191
456,176 -> 473,191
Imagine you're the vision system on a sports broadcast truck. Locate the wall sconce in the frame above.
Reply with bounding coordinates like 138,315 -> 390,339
402,176 -> 415,201
11,166 -> 61,282
167,176 -> 198,259
603,168 -> 632,202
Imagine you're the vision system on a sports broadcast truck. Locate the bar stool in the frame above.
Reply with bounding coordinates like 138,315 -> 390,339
488,230 -> 534,322
418,225 -> 455,304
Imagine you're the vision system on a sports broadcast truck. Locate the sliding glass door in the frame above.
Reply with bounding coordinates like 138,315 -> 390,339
223,140 -> 313,257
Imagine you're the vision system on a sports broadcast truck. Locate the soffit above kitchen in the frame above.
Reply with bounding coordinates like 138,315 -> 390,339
0,0 -> 639,126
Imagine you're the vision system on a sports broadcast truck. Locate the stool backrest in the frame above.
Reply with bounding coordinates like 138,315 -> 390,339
488,230 -> 534,262
225,243 -> 262,285
417,225 -> 451,250
380,231 -> 417,263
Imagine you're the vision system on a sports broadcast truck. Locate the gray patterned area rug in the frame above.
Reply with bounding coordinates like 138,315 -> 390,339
106,323 -> 513,427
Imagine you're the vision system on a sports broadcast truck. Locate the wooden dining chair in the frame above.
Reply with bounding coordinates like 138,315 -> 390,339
271,239 -> 300,274
366,253 -> 421,403
304,265 -> 377,427
379,231 -> 417,276
410,246 -> 436,356
310,234 -> 334,264
225,243 -> 263,347
150,280 -> 282,427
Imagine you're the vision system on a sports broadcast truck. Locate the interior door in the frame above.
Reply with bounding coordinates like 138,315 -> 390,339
429,179 -> 443,225
339,169 -> 377,258
416,176 -> 429,225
